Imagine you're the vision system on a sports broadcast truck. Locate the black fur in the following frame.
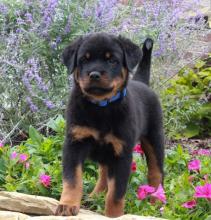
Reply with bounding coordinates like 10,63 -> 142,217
59,33 -> 164,215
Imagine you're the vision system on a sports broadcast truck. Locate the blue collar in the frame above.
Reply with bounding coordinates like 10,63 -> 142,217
89,88 -> 127,107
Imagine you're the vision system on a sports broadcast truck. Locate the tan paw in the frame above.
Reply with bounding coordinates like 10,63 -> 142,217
55,204 -> 79,216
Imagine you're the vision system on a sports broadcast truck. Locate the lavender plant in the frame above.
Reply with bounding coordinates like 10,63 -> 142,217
0,0 -> 207,142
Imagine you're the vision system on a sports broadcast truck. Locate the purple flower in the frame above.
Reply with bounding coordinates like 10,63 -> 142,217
24,58 -> 49,93
25,12 -> 33,23
56,36 -> 61,44
84,0 -> 118,31
10,151 -> 18,159
64,15 -> 71,34
26,97 -> 38,112
40,0 -> 59,30
0,3 -> 8,15
22,75 -> 34,95
15,28 -> 22,34
50,42 -> 57,49
16,18 -> 25,25
43,99 -> 55,109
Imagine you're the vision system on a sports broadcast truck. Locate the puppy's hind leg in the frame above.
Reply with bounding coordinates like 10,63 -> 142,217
141,136 -> 164,188
89,164 -> 108,197
141,95 -> 165,189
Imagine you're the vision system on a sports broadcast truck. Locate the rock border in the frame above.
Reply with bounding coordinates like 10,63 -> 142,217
0,191 -> 165,220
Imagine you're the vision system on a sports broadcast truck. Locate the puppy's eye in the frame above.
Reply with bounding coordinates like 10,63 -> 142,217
107,58 -> 118,65
80,53 -> 91,63
80,56 -> 89,63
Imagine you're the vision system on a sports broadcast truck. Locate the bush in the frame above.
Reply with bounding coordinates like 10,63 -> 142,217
0,0 -> 206,142
162,55 -> 211,139
0,117 -> 210,219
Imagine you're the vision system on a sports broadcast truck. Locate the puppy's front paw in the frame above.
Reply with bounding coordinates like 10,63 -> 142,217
55,204 -> 79,216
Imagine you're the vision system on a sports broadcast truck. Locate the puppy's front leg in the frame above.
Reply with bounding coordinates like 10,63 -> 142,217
55,137 -> 88,216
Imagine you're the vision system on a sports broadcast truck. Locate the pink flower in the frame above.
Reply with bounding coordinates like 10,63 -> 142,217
194,183 -> 211,200
182,200 -> 197,209
19,154 -> 28,163
160,206 -> 164,214
131,161 -> 137,172
137,185 -> 155,200
192,149 -> 210,156
10,151 -> 18,160
197,149 -> 210,156
203,174 -> 209,182
40,174 -> 51,187
0,141 -> 3,148
151,184 -> 166,203
188,159 -> 201,171
133,144 -> 144,155
25,162 -> 30,169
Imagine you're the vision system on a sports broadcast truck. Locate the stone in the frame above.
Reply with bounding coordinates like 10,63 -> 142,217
0,211 -> 29,220
0,191 -> 58,215
0,191 -> 165,220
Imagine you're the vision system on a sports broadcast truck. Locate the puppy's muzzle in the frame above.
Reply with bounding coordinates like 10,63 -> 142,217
89,71 -> 101,81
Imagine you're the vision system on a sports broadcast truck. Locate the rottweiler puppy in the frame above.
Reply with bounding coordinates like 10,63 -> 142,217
55,33 -> 164,218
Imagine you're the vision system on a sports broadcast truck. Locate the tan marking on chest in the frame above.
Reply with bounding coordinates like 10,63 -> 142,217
71,126 -> 124,156
71,126 -> 99,141
104,133 -> 124,156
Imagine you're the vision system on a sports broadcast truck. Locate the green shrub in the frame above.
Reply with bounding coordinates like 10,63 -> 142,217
162,56 -> 211,139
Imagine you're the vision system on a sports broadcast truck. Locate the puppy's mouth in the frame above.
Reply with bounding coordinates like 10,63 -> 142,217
84,86 -> 113,95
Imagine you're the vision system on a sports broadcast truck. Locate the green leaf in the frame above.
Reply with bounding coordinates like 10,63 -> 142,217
198,69 -> 211,77
198,103 -> 211,115
195,60 -> 206,69
177,144 -> 183,155
183,123 -> 200,138
29,126 -> 43,145
47,114 -> 65,133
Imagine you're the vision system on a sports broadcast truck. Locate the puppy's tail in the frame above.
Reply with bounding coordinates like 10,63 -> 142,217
133,38 -> 153,86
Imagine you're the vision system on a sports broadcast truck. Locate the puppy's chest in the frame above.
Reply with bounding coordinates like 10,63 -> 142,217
70,125 -> 125,156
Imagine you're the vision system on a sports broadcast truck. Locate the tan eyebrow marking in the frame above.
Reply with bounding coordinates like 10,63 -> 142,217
85,52 -> 90,59
105,52 -> 111,59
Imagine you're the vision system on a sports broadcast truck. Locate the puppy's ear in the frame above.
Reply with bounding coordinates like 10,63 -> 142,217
118,36 -> 142,72
62,37 -> 83,73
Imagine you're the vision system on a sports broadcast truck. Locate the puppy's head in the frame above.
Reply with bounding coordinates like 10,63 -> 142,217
62,33 -> 142,101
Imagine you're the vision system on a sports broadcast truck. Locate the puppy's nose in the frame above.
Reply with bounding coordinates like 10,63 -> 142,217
89,71 -> 101,80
